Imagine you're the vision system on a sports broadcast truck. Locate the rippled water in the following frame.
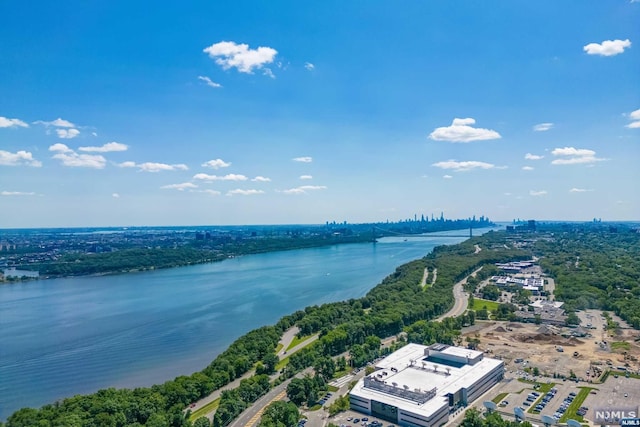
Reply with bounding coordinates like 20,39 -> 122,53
0,231 -> 486,420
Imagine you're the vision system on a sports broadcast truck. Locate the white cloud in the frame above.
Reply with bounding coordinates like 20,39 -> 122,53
530,190 -> 547,196
197,76 -> 222,88
227,189 -> 265,196
300,175 -> 313,180
203,41 -> 277,74
201,158 -> 231,169
252,176 -> 271,182
533,123 -> 554,132
0,116 -> 28,128
552,147 -> 595,157
569,188 -> 593,193
522,166 -> 534,171
525,153 -> 544,160
137,162 -> 188,172
49,143 -> 72,153
304,62 -> 315,71
34,118 -> 75,128
112,193 -> 120,198
428,118 -> 501,143
432,160 -> 499,172
191,189 -> 222,196
56,128 -> 80,139
551,146 -> 606,165
161,182 -> 198,191
79,142 -> 128,152
1,191 -> 35,196
292,156 -> 313,163
0,150 -> 42,167
281,185 -> 327,195
443,175 -> 453,179
262,68 -> 275,79
116,161 -> 187,172
625,108 -> 640,128
583,39 -> 631,56
193,173 -> 247,181
52,152 -> 107,169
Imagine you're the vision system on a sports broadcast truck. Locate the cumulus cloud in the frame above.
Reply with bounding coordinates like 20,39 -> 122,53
52,152 -> 106,169
583,39 -> 632,56
202,158 -> 231,169
203,41 -> 277,74
197,76 -> 222,88
428,118 -> 501,143
252,176 -> 271,182
56,128 -> 80,139
161,182 -> 198,191
0,150 -> 42,167
533,123 -> 554,132
79,142 -> 128,152
432,160 -> 500,172
112,193 -> 120,198
227,189 -> 265,196
193,173 -> 247,181
304,62 -> 315,71
300,175 -> 313,180
551,147 -> 606,165
1,191 -> 36,196
625,108 -> 640,128
0,116 -> 28,128
137,162 -> 188,172
49,143 -> 72,153
34,118 -> 75,128
525,153 -> 544,160
292,156 -> 313,163
191,189 -> 222,196
443,175 -> 453,179
522,166 -> 534,171
117,161 -> 187,172
530,190 -> 547,196
281,185 -> 327,195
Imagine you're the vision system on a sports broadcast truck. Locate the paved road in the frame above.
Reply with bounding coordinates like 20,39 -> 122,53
187,327 -> 316,422
434,267 -> 482,321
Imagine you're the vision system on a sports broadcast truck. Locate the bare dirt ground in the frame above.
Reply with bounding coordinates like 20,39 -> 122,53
463,311 -> 640,379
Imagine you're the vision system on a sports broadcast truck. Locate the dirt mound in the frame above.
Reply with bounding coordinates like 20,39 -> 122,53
494,326 -> 507,333
507,323 -> 524,328
567,337 -> 584,345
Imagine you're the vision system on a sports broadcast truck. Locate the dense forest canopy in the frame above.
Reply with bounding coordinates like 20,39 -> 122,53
533,224 -> 640,328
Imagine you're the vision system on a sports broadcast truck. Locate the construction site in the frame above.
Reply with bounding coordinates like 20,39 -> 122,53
462,309 -> 640,381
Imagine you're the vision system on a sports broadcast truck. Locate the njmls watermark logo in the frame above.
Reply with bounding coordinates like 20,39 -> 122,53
593,406 -> 638,425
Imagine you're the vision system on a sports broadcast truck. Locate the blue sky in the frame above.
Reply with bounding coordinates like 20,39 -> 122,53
1,0 -> 638,227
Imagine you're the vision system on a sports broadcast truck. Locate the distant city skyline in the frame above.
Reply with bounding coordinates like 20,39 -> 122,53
1,1 -> 638,227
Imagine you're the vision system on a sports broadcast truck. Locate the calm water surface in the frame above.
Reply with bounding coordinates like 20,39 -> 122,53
0,230 -> 489,419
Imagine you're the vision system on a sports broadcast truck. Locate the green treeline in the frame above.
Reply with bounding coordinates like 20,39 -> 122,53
27,235 -> 376,278
4,231 -> 526,427
534,225 -> 640,328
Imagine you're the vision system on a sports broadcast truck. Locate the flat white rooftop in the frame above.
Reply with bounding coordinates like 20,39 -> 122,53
351,343 -> 503,418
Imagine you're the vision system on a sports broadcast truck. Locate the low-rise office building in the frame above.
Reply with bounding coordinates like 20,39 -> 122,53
350,343 -> 504,427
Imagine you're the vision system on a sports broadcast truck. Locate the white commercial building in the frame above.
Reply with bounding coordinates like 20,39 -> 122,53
349,343 -> 504,427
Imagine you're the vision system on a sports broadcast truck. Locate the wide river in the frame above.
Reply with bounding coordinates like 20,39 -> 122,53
0,229 -> 492,420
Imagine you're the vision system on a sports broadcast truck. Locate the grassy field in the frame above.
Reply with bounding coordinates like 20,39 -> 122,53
492,392 -> 509,404
610,341 -> 631,351
559,387 -> 597,423
286,333 -> 316,351
469,298 -> 500,312
188,397 -> 220,422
